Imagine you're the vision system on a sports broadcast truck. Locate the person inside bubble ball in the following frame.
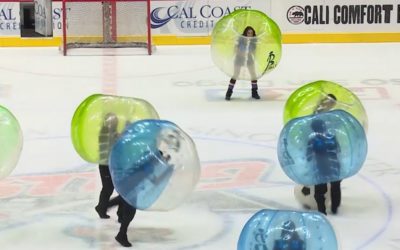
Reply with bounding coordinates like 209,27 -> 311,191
314,94 -> 337,114
95,112 -> 120,219
306,119 -> 341,215
157,129 -> 180,164
146,128 -> 180,185
225,26 -> 260,101
105,150 -> 173,247
103,129 -> 180,247
273,220 -> 305,250
95,114 -> 137,247
301,94 -> 339,212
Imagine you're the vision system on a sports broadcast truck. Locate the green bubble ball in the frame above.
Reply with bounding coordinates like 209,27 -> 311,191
0,106 -> 23,179
211,9 -> 282,81
71,94 -> 159,164
284,80 -> 368,129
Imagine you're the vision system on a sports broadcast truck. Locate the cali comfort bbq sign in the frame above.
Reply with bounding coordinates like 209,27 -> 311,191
287,4 -> 400,25
269,0 -> 400,33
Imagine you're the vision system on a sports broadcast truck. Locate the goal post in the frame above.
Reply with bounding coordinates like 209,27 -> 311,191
62,0 -> 152,55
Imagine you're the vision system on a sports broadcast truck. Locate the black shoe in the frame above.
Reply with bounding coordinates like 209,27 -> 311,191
95,205 -> 110,219
115,233 -> 132,247
252,89 -> 260,99
225,89 -> 233,101
331,206 -> 338,214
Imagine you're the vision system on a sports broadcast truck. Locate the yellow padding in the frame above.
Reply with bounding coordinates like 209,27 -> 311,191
0,37 -> 62,47
1,33 -> 400,47
154,33 -> 400,44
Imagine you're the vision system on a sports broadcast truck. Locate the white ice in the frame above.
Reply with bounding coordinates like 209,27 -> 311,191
0,43 -> 399,249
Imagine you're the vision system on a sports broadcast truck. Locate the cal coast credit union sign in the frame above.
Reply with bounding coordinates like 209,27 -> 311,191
0,3 -> 19,36
150,0 -> 269,36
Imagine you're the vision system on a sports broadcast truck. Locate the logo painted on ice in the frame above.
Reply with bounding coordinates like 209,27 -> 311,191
287,5 -> 304,24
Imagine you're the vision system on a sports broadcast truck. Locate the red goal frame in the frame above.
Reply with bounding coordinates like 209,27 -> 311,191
62,0 -> 152,55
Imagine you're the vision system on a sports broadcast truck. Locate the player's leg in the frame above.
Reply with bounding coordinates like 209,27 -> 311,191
330,180 -> 342,214
314,183 -> 328,215
248,61 -> 260,99
95,165 -> 114,218
115,198 -> 137,247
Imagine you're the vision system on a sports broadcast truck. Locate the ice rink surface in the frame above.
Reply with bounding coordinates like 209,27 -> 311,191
0,43 -> 399,249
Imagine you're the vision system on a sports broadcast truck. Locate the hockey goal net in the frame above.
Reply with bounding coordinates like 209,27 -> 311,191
62,0 -> 152,55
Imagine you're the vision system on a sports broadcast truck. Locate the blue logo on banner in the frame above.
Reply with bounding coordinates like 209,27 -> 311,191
151,7 -> 176,29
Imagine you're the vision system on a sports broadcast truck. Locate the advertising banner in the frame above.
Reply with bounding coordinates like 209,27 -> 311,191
52,1 -> 62,36
150,0 -> 269,36
271,0 -> 400,33
0,2 -> 19,36
34,0 -> 53,36
1,0 -> 400,44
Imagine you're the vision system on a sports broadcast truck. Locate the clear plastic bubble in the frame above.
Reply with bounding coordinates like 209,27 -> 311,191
278,110 -> 367,186
0,106 -> 23,179
284,80 -> 368,130
109,119 -> 200,211
71,94 -> 159,164
238,209 -> 338,250
211,9 -> 282,81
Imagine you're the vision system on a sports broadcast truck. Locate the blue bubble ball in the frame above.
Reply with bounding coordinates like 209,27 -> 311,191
238,209 -> 338,250
277,110 -> 367,186
109,119 -> 201,211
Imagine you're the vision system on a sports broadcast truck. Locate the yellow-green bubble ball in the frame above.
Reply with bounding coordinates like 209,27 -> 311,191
0,106 -> 23,179
211,9 -> 282,81
284,80 -> 368,130
71,94 -> 159,164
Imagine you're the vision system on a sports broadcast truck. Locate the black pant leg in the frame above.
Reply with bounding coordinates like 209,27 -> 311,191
330,180 -> 342,213
98,165 -> 114,211
107,195 -> 124,218
314,183 -> 328,215
119,198 -> 137,235
108,195 -> 123,208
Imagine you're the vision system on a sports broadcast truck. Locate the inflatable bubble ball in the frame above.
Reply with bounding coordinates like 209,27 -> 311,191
109,119 -> 201,211
238,209 -> 338,250
0,105 -> 23,179
211,9 -> 282,81
284,80 -> 368,130
277,110 -> 367,186
71,94 -> 159,164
